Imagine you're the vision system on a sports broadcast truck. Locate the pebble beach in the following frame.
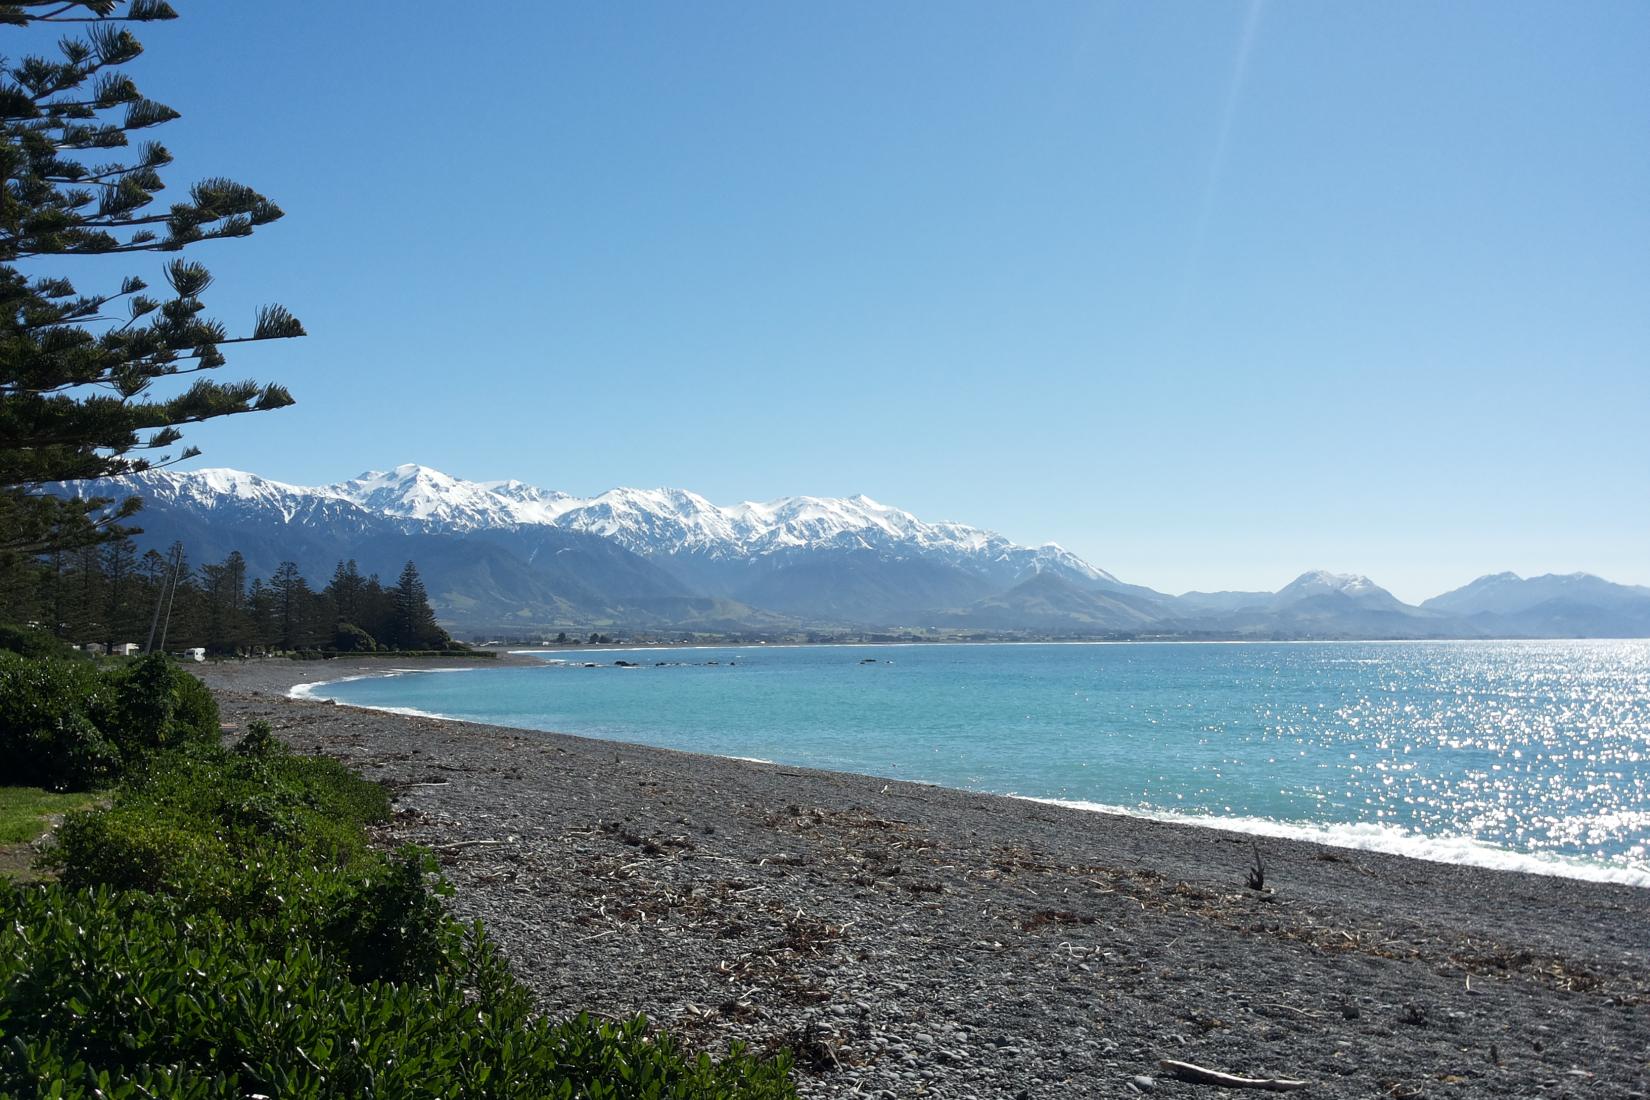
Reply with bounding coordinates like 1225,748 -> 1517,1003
199,658 -> 1650,1098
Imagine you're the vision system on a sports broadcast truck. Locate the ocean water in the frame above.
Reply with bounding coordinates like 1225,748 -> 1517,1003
302,640 -> 1650,886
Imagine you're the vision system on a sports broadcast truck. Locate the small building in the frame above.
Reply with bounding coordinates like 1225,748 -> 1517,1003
111,642 -> 141,657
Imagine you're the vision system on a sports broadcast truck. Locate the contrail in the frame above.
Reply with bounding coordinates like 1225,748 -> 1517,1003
1180,0 -> 1268,311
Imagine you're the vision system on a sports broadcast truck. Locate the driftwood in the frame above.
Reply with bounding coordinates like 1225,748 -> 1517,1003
1247,842 -> 1266,890
1159,1059 -> 1310,1092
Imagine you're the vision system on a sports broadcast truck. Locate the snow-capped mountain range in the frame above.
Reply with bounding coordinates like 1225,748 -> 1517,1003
49,464 -> 1650,637
107,463 -> 1113,584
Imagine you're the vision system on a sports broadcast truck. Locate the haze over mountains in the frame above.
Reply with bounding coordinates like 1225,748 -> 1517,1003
52,465 -> 1650,639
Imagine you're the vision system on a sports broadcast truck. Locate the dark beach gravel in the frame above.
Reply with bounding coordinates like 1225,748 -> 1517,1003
199,658 -> 1650,1099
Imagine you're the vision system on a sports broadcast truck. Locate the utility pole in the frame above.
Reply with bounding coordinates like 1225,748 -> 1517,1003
157,545 -> 183,654
145,544 -> 184,654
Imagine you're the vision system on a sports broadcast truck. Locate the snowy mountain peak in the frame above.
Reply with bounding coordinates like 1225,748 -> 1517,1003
75,463 -> 1122,588
88,467 -> 326,523
1025,543 -> 1119,584
184,467 -> 307,502
1275,570 -> 1404,610
1284,570 -> 1378,593
332,464 -> 519,527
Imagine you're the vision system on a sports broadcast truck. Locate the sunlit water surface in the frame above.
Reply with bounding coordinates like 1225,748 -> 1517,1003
304,641 -> 1650,885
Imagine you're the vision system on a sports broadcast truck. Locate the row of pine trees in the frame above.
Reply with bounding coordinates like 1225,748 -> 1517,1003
0,542 -> 450,655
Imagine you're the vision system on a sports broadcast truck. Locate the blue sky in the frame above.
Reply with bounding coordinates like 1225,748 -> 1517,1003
49,2 -> 1650,601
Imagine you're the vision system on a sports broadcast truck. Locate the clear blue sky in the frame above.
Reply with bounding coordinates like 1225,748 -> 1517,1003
64,2 -> 1650,601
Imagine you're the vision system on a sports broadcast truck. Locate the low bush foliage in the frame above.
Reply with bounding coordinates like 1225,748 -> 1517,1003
0,655 -> 118,790
0,623 -> 88,662
0,653 -> 220,791
3,724 -> 794,1098
0,883 -> 793,1099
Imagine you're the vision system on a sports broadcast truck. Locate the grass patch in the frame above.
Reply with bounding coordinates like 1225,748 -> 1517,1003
0,786 -> 100,846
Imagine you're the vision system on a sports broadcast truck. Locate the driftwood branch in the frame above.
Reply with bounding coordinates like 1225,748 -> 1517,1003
1247,842 -> 1266,890
1159,1059 -> 1310,1092
429,839 -> 510,852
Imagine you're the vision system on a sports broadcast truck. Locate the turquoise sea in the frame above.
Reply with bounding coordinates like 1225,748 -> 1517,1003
302,640 -> 1650,886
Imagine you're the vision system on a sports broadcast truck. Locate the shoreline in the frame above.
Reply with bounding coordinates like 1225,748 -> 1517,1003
200,657 -> 1650,1098
283,656 -> 1650,891
492,636 -> 1650,653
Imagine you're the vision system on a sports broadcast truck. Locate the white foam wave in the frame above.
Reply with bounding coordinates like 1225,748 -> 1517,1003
299,692 -> 463,723
288,672 -> 389,700
347,703 -> 461,721
288,665 -> 482,701
1020,797 -> 1650,889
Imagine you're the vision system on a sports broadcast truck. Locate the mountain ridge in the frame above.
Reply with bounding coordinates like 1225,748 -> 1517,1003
45,465 -> 1650,639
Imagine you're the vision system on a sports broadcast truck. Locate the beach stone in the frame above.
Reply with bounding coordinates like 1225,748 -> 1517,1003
1129,1076 -> 1156,1093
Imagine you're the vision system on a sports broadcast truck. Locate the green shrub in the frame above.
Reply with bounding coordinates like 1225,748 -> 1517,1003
332,621 -> 377,652
43,742 -> 446,983
0,883 -> 794,1099
48,807 -> 231,896
0,622 -> 87,661
0,653 -> 120,789
264,749 -> 392,827
230,716 -> 281,758
325,847 -> 459,983
71,742 -> 382,872
8,727 -> 797,1098
99,654 -> 219,758
0,653 -> 219,791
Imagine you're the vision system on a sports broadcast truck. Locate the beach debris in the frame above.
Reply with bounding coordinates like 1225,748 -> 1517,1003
1019,908 -> 1098,932
429,838 -> 511,852
1158,1059 -> 1310,1091
773,1019 -> 845,1072
1247,843 -> 1266,891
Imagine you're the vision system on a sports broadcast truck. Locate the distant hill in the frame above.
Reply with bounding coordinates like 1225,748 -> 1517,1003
43,467 -> 1650,639
1163,572 -> 1465,639
1424,573 -> 1650,638
1424,572 -> 1650,615
929,572 -> 1164,633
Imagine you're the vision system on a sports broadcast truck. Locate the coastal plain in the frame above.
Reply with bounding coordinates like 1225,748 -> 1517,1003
200,659 -> 1650,1099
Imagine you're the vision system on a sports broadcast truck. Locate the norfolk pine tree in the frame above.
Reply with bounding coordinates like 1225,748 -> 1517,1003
391,560 -> 446,650
0,1 -> 303,561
